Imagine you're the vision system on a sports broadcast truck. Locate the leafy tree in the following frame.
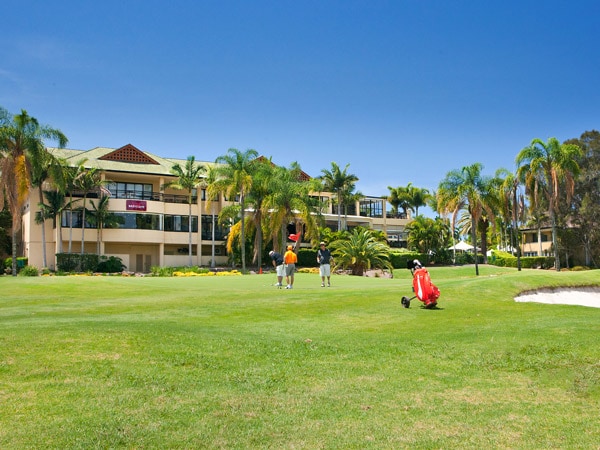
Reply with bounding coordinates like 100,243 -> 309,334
406,215 -> 450,257
319,162 -> 358,231
564,130 -> 600,267
516,137 -> 582,271
162,156 -> 206,266
0,108 -> 67,275
330,227 -> 392,276
213,148 -> 258,272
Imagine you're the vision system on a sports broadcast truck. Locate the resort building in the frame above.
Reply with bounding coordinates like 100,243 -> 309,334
20,144 -> 411,271
520,227 -> 553,257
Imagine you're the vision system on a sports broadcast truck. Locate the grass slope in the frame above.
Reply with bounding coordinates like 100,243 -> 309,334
1,266 -> 599,448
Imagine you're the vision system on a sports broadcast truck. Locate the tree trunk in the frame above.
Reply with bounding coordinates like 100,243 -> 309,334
471,214 -> 479,276
38,187 -> 48,269
11,227 -> 17,276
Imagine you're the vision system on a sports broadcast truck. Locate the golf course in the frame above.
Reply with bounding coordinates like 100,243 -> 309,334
1,265 -> 599,448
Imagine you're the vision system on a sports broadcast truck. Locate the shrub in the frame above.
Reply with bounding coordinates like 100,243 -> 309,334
18,265 -> 39,277
56,253 -> 100,272
96,256 -> 126,273
4,257 -> 28,272
389,251 -> 427,269
297,248 -> 318,267
150,266 -> 174,277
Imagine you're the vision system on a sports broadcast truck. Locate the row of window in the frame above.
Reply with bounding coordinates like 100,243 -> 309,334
61,211 -> 229,239
105,182 -> 238,203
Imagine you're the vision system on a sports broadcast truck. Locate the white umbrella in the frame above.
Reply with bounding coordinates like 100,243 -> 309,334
448,241 -> 474,251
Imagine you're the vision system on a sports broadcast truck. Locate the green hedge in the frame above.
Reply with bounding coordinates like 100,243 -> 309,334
297,248 -> 318,267
389,251 -> 429,269
56,253 -> 100,272
4,257 -> 28,272
488,251 -> 555,269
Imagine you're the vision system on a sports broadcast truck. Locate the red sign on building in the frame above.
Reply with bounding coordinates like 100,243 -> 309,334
126,200 -> 147,211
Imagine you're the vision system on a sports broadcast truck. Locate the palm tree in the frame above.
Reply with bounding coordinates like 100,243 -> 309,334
406,183 -> 431,217
437,163 -> 494,276
406,215 -> 443,255
53,158 -> 87,254
330,227 -> 392,276
74,166 -> 104,259
30,149 -> 61,269
496,169 -> 523,270
386,186 -> 402,218
87,195 -> 123,255
319,162 -> 359,231
162,156 -> 206,267
204,165 -> 220,268
38,189 -> 67,254
0,108 -> 67,275
263,163 -> 322,253
516,137 -> 582,271
213,148 -> 258,272
245,158 -> 275,268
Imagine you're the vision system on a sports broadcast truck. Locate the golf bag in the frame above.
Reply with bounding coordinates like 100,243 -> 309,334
401,259 -> 440,309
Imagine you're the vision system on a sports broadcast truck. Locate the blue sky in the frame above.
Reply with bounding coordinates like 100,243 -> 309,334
2,0 -> 599,210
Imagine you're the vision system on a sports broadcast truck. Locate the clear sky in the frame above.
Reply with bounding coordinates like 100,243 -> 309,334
2,0 -> 599,211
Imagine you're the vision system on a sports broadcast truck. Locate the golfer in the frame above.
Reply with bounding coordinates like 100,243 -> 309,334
283,245 -> 297,289
269,250 -> 284,288
317,241 -> 333,287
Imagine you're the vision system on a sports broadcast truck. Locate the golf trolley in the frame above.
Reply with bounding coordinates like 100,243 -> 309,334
401,259 -> 440,309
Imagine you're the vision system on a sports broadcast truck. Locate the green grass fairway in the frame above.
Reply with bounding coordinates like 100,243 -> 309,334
1,266 -> 599,448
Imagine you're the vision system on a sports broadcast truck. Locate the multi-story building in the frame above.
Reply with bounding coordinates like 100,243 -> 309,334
20,144 -> 411,271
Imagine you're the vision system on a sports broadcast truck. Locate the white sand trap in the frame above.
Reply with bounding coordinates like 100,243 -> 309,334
515,287 -> 600,308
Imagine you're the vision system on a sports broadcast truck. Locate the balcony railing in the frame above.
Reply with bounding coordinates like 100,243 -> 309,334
70,189 -> 195,204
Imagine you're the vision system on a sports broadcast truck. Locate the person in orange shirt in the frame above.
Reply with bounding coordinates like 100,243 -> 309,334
283,245 -> 298,289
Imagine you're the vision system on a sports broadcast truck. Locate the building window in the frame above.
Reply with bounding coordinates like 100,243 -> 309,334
359,199 -> 382,218
201,215 -> 228,240
107,182 -> 153,200
112,212 -> 162,230
164,215 -> 198,232
61,210 -> 94,228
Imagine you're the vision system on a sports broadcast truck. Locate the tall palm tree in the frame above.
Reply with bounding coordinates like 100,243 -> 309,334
516,137 -> 582,271
204,165 -> 220,268
0,108 -> 67,275
30,147 -> 63,268
437,163 -> 494,276
386,186 -> 402,218
74,166 -> 104,259
162,156 -> 206,267
38,189 -> 67,254
406,182 -> 431,217
263,163 -> 321,253
53,158 -> 87,254
87,195 -> 123,255
387,185 -> 411,218
245,158 -> 275,268
319,162 -> 358,231
213,148 -> 258,272
496,169 -> 522,270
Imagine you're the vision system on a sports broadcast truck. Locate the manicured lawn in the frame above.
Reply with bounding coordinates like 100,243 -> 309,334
1,266 -> 599,448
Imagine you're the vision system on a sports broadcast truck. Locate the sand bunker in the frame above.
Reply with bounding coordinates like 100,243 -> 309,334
515,287 -> 600,308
